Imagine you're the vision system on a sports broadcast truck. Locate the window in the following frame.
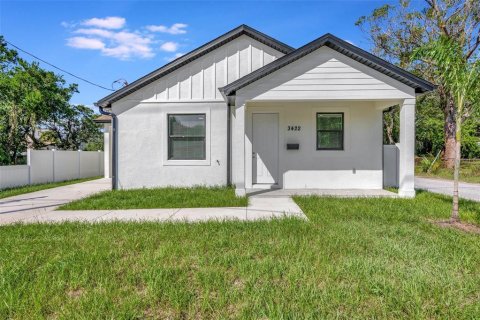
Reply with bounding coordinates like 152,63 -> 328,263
316,113 -> 344,150
168,114 -> 206,160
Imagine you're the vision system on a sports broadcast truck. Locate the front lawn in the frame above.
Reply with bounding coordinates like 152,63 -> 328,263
0,176 -> 102,200
2,192 -> 479,318
58,186 -> 248,210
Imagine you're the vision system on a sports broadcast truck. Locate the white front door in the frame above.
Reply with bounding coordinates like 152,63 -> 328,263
252,113 -> 279,184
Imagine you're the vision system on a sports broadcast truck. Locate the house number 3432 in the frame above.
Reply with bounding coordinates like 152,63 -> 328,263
287,125 -> 301,131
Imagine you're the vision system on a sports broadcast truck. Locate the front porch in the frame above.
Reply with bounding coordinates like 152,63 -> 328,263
231,99 -> 415,198
220,41 -> 430,199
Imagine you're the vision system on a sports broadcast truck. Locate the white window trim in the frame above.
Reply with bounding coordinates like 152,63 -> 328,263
163,109 -> 211,166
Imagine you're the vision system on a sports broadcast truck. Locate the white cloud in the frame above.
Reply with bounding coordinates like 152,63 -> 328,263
166,52 -> 185,62
160,41 -> 179,52
67,37 -> 105,50
82,17 -> 126,29
64,18 -> 188,60
146,23 -> 187,34
67,29 -> 154,60
74,28 -> 114,38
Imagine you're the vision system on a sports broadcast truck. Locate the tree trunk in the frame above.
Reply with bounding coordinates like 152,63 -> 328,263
443,98 -> 456,168
451,120 -> 461,223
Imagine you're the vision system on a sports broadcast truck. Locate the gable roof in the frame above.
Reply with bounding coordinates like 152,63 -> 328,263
95,25 -> 294,108
220,33 -> 435,99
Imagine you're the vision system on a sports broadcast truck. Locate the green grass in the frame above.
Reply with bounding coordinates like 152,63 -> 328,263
0,176 -> 102,199
1,191 -> 480,319
416,160 -> 480,184
58,186 -> 248,210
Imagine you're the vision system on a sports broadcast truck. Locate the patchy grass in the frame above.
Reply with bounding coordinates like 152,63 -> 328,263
1,191 -> 480,318
58,186 -> 248,210
0,176 -> 102,200
416,160 -> 480,184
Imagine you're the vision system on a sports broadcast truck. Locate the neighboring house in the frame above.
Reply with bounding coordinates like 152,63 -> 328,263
93,115 -> 112,179
95,25 -> 434,198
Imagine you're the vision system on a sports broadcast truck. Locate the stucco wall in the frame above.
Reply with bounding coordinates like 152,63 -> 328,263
114,101 -> 227,189
245,101 -> 384,189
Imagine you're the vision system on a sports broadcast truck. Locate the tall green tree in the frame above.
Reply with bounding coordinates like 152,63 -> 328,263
41,104 -> 103,151
356,0 -> 480,167
0,36 -> 103,165
414,36 -> 480,221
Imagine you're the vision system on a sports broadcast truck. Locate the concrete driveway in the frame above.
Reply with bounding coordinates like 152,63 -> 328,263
0,178 -> 111,224
415,177 -> 480,202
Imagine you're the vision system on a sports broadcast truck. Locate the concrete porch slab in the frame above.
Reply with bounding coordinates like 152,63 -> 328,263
247,188 -> 398,198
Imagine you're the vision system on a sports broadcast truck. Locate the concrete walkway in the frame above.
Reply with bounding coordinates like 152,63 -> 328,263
415,177 -> 480,202
0,178 -> 111,224
0,180 -> 305,225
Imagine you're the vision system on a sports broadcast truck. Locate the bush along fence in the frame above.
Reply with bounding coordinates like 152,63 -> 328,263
0,149 -> 104,189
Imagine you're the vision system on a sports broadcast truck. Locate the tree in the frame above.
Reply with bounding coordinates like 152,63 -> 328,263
0,36 -> 103,165
356,0 -> 480,168
41,104 -> 103,151
414,36 -> 480,221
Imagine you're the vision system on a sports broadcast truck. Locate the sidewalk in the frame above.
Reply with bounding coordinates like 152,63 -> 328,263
0,184 -> 305,225
415,177 -> 480,202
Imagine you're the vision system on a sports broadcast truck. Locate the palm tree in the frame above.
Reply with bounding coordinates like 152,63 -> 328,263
414,37 -> 480,222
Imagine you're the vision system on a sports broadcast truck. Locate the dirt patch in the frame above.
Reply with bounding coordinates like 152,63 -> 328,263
66,288 -> 84,299
431,219 -> 480,234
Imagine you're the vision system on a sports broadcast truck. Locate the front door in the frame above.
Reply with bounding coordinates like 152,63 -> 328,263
252,113 -> 279,184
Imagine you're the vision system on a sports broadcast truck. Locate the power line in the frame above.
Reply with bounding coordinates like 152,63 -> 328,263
5,40 -> 115,92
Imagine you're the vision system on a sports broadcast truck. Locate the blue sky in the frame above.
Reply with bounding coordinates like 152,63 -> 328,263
1,0 -> 396,109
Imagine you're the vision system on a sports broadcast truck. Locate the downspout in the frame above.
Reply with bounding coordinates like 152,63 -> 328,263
98,105 -> 118,190
226,103 -> 231,185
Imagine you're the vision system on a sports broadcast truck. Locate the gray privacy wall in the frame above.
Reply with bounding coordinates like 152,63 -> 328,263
383,144 -> 399,188
0,149 -> 104,189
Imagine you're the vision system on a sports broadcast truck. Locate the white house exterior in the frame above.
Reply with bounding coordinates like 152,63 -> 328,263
95,25 -> 434,198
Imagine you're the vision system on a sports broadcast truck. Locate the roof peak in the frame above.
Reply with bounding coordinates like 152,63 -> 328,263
220,32 -> 435,96
95,24 -> 293,108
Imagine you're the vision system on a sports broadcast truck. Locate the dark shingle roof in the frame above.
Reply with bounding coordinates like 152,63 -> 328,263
95,25 -> 294,108
220,33 -> 436,98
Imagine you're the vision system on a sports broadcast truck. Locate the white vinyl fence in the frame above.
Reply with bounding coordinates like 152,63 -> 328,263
0,149 -> 104,189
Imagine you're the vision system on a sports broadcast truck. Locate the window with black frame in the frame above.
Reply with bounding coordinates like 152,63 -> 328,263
168,114 -> 206,160
316,113 -> 344,150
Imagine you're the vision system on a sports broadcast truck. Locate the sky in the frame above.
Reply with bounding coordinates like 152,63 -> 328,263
0,0 -> 398,109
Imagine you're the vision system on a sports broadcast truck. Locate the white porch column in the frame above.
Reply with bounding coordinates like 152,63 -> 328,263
232,97 -> 246,196
398,97 -> 416,197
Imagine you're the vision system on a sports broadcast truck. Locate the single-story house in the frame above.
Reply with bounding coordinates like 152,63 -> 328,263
95,25 -> 435,198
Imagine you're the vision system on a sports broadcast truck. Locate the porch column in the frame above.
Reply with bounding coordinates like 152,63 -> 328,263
232,97 -> 246,196
398,97 -> 416,198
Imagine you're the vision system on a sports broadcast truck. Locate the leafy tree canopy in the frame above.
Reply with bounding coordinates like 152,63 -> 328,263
0,36 -> 103,165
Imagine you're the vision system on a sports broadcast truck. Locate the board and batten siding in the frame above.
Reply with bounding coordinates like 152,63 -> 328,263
118,35 -> 284,105
239,46 -> 416,101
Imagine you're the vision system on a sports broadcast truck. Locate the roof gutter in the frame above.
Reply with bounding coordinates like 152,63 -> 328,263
97,104 -> 118,190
